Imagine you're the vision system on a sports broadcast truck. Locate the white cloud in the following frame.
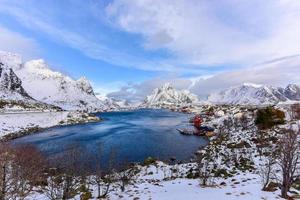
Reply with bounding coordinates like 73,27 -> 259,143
0,25 -> 40,60
3,0 -> 300,73
107,0 -> 300,66
0,0 -> 180,72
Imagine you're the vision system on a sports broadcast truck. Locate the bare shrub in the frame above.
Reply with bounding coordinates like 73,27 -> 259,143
43,168 -> 64,200
116,160 -> 138,192
277,127 -> 300,198
0,143 -> 14,200
260,151 -> 276,191
291,104 -> 300,120
195,147 -> 215,186
11,145 -> 46,200
46,143 -> 83,200
91,145 -> 115,199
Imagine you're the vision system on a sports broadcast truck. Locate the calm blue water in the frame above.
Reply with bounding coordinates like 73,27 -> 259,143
12,109 -> 208,168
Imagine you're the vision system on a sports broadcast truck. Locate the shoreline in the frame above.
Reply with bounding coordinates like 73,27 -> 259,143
0,111 -> 102,142
0,119 -> 102,142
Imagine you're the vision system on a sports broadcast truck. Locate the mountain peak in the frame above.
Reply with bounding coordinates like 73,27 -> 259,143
0,51 -> 23,70
242,82 -> 263,88
161,82 -> 172,90
143,83 -> 198,107
76,76 -> 94,95
0,62 -> 32,100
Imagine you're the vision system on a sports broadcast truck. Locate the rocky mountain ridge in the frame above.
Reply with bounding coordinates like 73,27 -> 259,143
0,51 -> 116,112
208,83 -> 300,105
142,83 -> 199,107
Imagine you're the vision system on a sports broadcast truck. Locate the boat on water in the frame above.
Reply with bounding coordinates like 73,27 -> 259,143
177,126 -> 215,137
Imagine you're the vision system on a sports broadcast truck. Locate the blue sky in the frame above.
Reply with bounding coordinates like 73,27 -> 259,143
1,0 -> 300,99
0,0 -> 169,93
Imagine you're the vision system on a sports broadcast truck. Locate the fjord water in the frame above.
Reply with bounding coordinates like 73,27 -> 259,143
12,109 -> 208,168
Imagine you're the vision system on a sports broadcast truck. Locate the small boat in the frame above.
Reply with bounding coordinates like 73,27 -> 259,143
176,128 -> 194,135
177,126 -> 215,137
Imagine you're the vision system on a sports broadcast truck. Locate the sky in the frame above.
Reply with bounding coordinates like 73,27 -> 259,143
1,0 -> 300,101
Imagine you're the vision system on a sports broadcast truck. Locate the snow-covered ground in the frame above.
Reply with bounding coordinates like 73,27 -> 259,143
0,111 -> 100,139
29,162 -> 282,200
106,164 -> 281,200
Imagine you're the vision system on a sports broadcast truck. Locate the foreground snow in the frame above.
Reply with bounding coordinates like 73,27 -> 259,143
29,162 -> 282,200
107,169 -> 280,200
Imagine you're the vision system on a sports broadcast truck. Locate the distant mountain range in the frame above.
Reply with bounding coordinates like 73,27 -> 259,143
141,83 -> 199,107
1,51 -> 300,110
141,82 -> 300,107
208,83 -> 300,105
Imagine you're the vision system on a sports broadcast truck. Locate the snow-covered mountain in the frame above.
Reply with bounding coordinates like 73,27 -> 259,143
0,62 -> 31,101
208,83 -> 300,105
96,95 -> 131,110
142,83 -> 199,107
0,51 -> 108,112
284,84 -> 300,101
0,61 -> 61,111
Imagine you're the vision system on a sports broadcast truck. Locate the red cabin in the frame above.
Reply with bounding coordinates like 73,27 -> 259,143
193,115 -> 202,128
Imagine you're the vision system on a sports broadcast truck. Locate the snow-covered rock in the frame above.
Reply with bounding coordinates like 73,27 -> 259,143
215,110 -> 225,117
233,112 -> 244,119
284,84 -> 300,101
0,51 -> 107,112
142,83 -> 199,107
0,62 -> 31,101
207,83 -> 296,105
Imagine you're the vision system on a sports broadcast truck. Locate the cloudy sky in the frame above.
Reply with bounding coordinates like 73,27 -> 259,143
1,0 -> 300,101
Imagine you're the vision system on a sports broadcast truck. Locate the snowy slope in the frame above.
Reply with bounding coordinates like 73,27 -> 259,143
0,51 -> 108,112
208,83 -> 300,105
0,62 -> 32,101
0,61 -> 62,111
142,83 -> 199,107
